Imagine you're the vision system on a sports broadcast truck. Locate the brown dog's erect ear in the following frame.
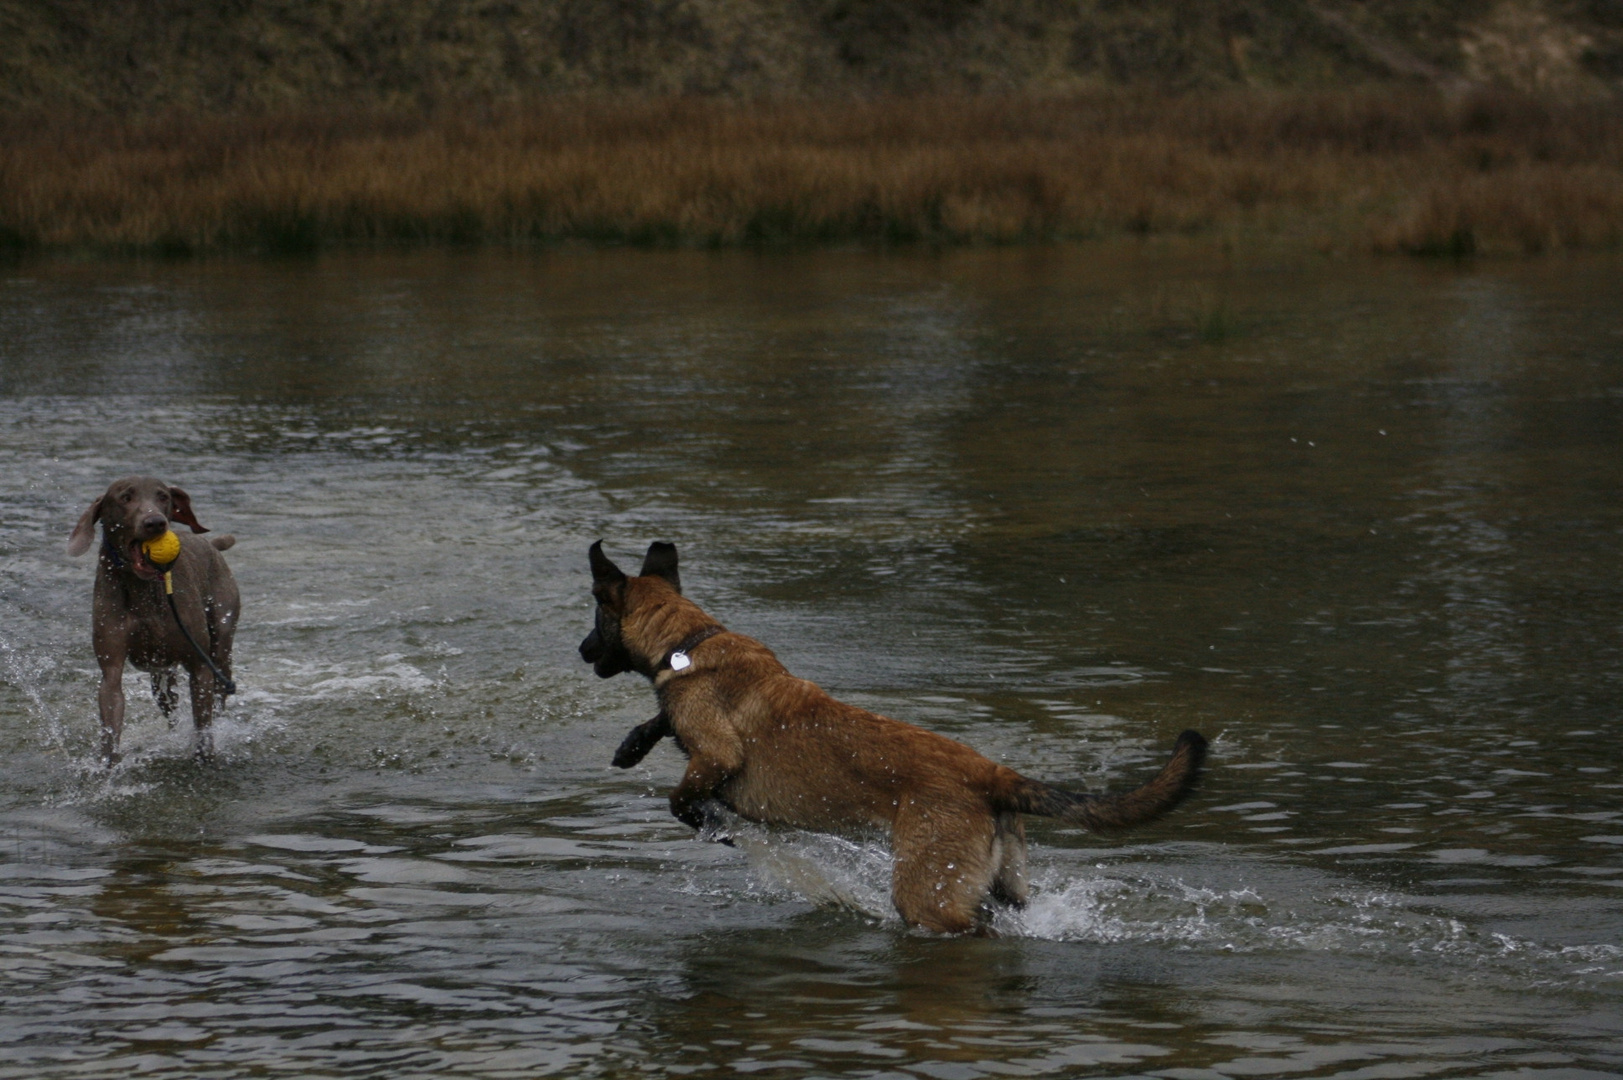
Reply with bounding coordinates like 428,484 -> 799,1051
66,497 -> 105,557
639,541 -> 680,593
166,485 -> 209,534
589,541 -> 627,594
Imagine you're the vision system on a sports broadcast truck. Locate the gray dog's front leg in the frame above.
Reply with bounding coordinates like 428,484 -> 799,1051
96,664 -> 125,766
187,666 -> 217,762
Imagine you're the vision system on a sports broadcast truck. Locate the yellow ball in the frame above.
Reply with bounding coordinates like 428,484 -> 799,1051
143,529 -> 181,566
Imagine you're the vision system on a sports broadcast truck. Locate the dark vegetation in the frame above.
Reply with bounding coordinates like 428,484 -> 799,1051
7,0 -> 1623,106
2,0 -> 1620,254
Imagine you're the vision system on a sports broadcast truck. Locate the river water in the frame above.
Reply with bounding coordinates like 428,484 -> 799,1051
1,245 -> 1620,1079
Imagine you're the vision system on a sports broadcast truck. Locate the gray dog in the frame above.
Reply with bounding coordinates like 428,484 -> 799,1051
67,476 -> 240,764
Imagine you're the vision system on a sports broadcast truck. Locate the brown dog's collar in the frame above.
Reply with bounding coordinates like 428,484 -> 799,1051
656,625 -> 726,675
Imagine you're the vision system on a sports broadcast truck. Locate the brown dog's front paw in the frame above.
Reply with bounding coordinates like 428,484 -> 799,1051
612,713 -> 671,768
696,801 -> 738,846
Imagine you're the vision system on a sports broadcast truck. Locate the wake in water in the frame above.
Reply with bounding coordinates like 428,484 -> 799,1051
733,825 -> 1623,981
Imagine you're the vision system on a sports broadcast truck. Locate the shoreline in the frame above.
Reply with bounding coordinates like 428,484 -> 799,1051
3,91 -> 1620,259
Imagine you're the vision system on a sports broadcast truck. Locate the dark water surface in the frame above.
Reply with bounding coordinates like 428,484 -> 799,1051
1,245 -> 1620,1079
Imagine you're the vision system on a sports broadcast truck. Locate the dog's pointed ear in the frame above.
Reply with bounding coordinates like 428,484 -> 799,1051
66,496 -> 105,557
589,541 -> 627,598
167,485 -> 209,534
639,541 -> 680,593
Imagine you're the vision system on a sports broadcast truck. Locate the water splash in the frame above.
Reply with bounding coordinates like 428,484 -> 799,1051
727,824 -> 1623,983
738,828 -> 897,921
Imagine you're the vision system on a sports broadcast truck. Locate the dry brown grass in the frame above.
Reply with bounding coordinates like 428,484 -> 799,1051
2,91 -> 1620,256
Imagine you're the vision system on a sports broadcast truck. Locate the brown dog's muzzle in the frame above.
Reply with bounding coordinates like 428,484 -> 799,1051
579,628 -> 632,679
579,629 -> 604,665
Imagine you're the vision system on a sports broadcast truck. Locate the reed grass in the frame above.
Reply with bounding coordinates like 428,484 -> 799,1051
2,91 -> 1619,256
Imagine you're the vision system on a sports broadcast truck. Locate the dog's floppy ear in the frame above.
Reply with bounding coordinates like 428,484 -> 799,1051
167,485 -> 209,534
639,541 -> 680,593
66,496 -> 105,557
589,540 -> 627,599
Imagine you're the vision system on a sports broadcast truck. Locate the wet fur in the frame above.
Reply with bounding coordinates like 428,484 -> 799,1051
67,475 -> 240,764
581,541 -> 1206,934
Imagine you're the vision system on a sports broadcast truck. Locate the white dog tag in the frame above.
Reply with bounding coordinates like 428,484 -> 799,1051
669,651 -> 692,672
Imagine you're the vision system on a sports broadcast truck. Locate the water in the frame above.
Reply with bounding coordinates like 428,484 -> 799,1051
1,244 -> 1620,1078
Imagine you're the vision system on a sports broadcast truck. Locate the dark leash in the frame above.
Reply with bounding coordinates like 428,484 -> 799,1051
159,569 -> 237,698
103,533 -> 237,698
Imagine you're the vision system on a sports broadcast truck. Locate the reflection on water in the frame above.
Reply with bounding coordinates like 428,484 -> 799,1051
1,245 -> 1620,1078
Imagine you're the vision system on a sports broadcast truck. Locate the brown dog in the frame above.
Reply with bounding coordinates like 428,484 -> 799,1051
67,476 -> 240,764
580,540 -> 1206,934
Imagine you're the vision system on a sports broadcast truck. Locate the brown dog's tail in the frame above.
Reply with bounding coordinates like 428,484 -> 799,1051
1003,730 -> 1207,832
210,535 -> 236,551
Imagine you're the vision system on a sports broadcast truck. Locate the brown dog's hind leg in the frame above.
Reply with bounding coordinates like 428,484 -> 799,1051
988,812 -> 1029,909
890,799 -> 1000,934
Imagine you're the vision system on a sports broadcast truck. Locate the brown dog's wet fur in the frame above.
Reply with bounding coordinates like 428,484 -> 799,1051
67,476 -> 240,765
581,541 -> 1207,935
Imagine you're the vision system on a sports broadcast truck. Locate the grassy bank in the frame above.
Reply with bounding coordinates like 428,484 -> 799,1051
3,92 -> 1621,256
